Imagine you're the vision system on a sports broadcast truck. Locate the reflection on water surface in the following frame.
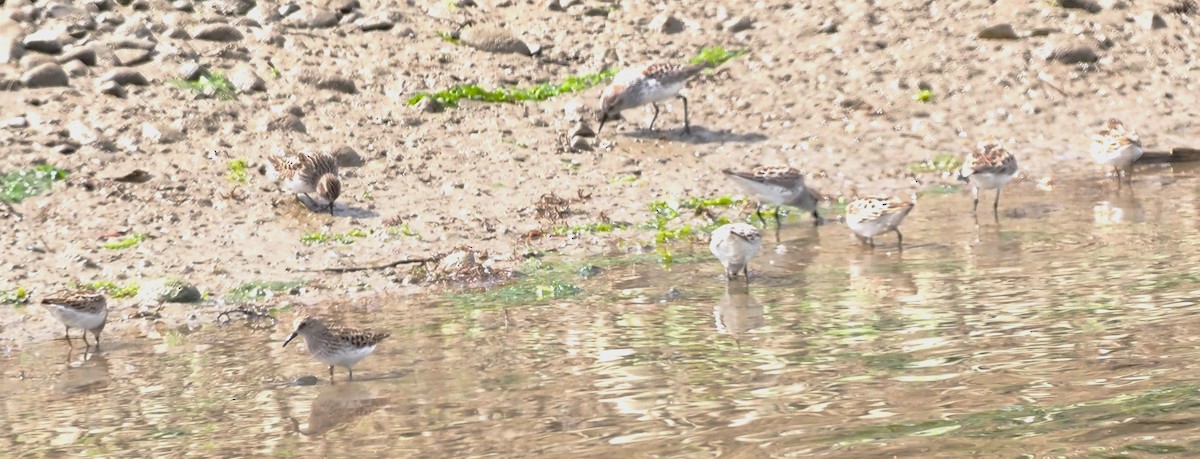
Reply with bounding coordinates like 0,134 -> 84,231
5,166 -> 1200,457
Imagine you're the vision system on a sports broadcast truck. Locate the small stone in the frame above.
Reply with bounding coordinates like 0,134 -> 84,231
818,19 -> 839,34
1039,42 -> 1099,64
114,48 -> 152,66
459,25 -> 532,55
140,277 -> 202,303
61,60 -> 90,77
20,63 -> 70,88
4,117 -> 28,128
20,54 -> 57,70
279,3 -> 302,17
261,113 -> 306,133
100,68 -> 149,86
355,11 -> 396,31
292,375 -> 320,386
58,46 -> 98,66
192,23 -> 243,41
978,23 -> 1018,40
22,30 -> 64,54
283,8 -> 339,28
115,21 -> 153,40
0,35 -> 22,65
178,61 -> 206,80
722,15 -> 753,33
331,145 -> 363,167
1058,0 -> 1102,12
413,96 -> 442,113
1136,11 -> 1167,30
648,12 -> 684,34
569,136 -> 592,152
325,0 -> 359,14
228,64 -> 265,92
297,71 -> 357,94
209,0 -> 256,16
97,80 -> 126,97
272,104 -> 305,117
165,27 -> 190,39
111,38 -> 156,50
172,0 -> 194,12
568,122 -> 595,138
67,121 -> 101,144
142,122 -> 184,143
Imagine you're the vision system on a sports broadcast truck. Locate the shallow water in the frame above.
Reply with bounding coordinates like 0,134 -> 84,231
5,165 -> 1200,458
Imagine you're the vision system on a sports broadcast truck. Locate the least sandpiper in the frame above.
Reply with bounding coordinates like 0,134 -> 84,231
598,62 -> 707,134
283,316 -> 389,381
709,223 -> 764,280
1090,118 -> 1143,183
722,166 -> 822,227
845,194 -> 917,249
266,149 -> 342,214
957,139 -> 1018,215
42,290 -> 108,349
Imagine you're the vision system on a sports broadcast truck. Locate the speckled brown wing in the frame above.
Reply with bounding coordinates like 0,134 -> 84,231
329,325 -> 390,348
966,141 -> 1018,177
847,196 -> 913,223
643,62 -> 707,85
42,291 -> 106,314
1093,118 -> 1142,151
268,152 -> 306,180
298,151 -> 339,184
722,166 -> 805,188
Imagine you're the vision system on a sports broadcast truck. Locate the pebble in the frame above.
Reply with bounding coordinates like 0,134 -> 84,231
192,23 -> 243,42
648,12 -> 684,34
20,62 -> 70,88
22,30 -> 64,54
722,15 -> 753,33
332,145 -> 363,167
98,80 -> 127,97
178,61 -> 206,80
1039,42 -> 1099,64
569,136 -> 592,152
355,11 -> 397,31
568,122 -> 595,138
459,25 -> 532,56
142,122 -> 184,143
283,8 -> 339,28
261,113 -> 307,133
59,46 -> 98,66
227,64 -> 265,92
114,48 -> 152,66
61,60 -> 91,77
978,23 -> 1018,40
139,277 -> 202,303
100,68 -> 149,86
1136,11 -> 1166,30
297,71 -> 358,94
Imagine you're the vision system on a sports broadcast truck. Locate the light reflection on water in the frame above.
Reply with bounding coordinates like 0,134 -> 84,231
5,166 -> 1200,457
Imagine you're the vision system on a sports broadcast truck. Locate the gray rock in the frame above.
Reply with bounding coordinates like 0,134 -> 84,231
569,136 -> 592,152
0,33 -> 23,65
111,37 -> 156,50
172,0 -> 194,12
978,23 -> 1018,40
722,15 -> 753,33
4,117 -> 28,128
67,120 -> 101,144
178,62 -> 206,80
331,145 -> 362,167
273,103 -> 305,117
20,62 -> 69,88
114,21 -> 153,39
22,30 -> 64,54
568,122 -> 595,138
297,71 -> 357,94
61,60 -> 90,77
1039,42 -> 1099,64
648,12 -> 684,34
355,11 -> 397,31
279,3 -> 302,17
325,0 -> 359,14
59,46 -> 98,66
1136,11 -> 1167,30
165,27 -> 190,39
228,64 -> 265,92
261,113 -> 306,133
114,48 -> 151,66
459,25 -> 532,56
141,122 -> 184,143
246,6 -> 281,25
192,23 -> 243,42
101,68 -> 149,86
284,8 -> 339,28
218,0 -> 258,16
19,54 -> 55,70
1059,0 -> 1102,12
140,278 -> 202,303
413,96 -> 442,113
818,19 -> 839,34
97,80 -> 126,97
